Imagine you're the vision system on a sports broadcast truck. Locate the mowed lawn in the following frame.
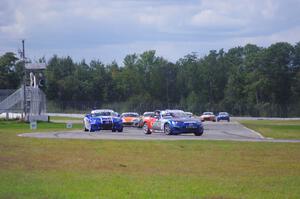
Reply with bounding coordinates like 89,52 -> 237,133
49,116 -> 83,124
49,116 -> 82,121
239,120 -> 300,139
0,120 -> 300,198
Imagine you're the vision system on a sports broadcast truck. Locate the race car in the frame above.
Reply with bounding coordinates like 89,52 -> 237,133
143,110 -> 204,136
200,112 -> 216,122
217,112 -> 230,122
83,109 -> 123,132
120,112 -> 140,126
137,111 -> 155,128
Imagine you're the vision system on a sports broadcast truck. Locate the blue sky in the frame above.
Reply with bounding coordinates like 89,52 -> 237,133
1,0 -> 300,64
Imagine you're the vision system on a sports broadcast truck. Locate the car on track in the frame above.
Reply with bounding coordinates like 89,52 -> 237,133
137,111 -> 155,128
83,109 -> 123,132
143,110 -> 204,136
121,112 -> 140,126
200,112 -> 216,122
217,112 -> 230,122
184,112 -> 193,117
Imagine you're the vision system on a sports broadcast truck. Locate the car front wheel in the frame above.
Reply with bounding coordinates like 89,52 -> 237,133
164,124 -> 172,135
89,126 -> 94,132
143,123 -> 151,134
86,122 -> 94,132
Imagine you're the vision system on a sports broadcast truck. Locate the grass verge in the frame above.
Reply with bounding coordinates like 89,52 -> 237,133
239,120 -> 300,139
48,116 -> 83,124
0,120 -> 299,198
49,116 -> 82,121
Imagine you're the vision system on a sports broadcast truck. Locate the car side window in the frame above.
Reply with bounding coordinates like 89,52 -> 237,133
153,115 -> 160,119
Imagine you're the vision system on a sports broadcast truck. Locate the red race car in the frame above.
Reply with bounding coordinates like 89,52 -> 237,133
137,112 -> 155,128
200,112 -> 216,122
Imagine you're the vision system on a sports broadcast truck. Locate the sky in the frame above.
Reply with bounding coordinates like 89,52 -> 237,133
1,0 -> 300,65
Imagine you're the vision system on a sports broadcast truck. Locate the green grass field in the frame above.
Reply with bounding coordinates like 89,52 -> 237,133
0,120 -> 300,198
49,116 -> 82,121
48,116 -> 83,124
239,120 -> 300,139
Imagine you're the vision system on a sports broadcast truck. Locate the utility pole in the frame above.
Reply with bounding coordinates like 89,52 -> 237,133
22,39 -> 27,121
22,39 -> 25,58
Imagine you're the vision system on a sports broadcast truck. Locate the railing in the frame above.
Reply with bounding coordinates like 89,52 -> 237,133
0,86 -> 47,115
0,87 -> 23,114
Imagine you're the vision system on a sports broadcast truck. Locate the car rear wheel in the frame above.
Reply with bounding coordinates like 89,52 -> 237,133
143,123 -> 151,134
117,127 -> 123,132
194,131 -> 203,136
164,124 -> 172,135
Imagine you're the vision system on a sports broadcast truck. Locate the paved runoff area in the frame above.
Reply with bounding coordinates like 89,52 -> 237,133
19,121 -> 300,143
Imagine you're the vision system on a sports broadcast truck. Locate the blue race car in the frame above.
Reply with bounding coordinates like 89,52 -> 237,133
217,112 -> 230,122
83,109 -> 123,132
144,110 -> 204,136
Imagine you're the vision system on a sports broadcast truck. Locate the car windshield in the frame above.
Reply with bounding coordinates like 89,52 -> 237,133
143,112 -> 154,117
167,112 -> 187,118
219,112 -> 228,115
93,112 -> 113,116
203,112 -> 213,115
161,115 -> 172,119
122,113 -> 139,117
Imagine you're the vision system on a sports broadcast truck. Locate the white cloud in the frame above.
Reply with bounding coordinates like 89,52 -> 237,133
0,9 -> 25,37
190,9 -> 244,28
0,0 -> 300,63
233,26 -> 300,46
261,0 -> 279,19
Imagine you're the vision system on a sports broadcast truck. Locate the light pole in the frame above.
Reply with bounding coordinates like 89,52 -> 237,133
22,39 -> 27,121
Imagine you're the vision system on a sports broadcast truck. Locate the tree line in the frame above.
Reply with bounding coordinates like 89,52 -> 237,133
0,42 -> 299,116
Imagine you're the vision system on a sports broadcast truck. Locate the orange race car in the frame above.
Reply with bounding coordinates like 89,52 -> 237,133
120,112 -> 140,126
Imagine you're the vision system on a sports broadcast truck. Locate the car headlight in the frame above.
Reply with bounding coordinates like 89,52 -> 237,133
171,121 -> 183,127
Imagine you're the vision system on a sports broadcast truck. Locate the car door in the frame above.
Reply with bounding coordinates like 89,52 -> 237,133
152,115 -> 162,131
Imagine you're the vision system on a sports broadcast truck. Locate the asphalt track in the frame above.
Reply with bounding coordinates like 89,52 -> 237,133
19,121 -> 300,143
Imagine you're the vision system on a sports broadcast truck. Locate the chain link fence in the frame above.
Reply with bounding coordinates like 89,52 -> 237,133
47,100 -> 189,115
46,100 -> 300,117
